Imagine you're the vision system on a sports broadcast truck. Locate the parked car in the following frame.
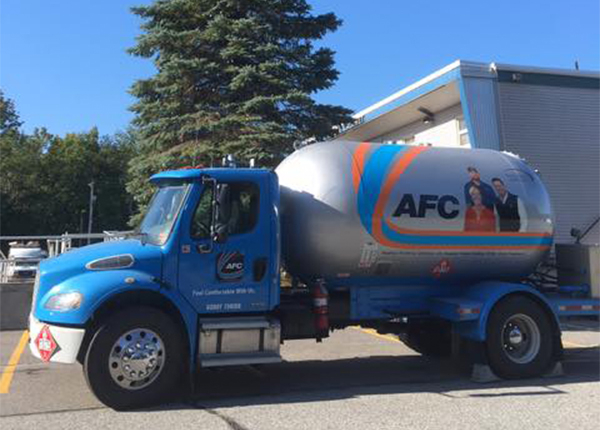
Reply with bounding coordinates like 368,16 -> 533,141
7,242 -> 47,280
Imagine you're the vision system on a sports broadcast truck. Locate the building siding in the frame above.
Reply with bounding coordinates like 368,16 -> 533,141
460,77 -> 502,150
497,82 -> 600,245
374,104 -> 464,146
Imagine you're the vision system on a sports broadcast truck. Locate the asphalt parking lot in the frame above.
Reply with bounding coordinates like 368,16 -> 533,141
0,320 -> 599,430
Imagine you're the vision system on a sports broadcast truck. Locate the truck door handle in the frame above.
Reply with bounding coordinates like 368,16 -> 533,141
253,258 -> 267,282
197,243 -> 212,254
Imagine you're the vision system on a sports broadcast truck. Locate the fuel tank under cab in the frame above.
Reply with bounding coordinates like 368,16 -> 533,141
275,141 -> 554,286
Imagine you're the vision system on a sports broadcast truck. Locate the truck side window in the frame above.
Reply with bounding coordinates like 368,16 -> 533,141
226,182 -> 259,236
191,185 -> 214,239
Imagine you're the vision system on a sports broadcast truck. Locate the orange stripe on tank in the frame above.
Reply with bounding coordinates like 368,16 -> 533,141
384,218 -> 552,238
373,243 -> 550,250
367,146 -> 550,250
371,146 -> 428,247
352,142 -> 371,193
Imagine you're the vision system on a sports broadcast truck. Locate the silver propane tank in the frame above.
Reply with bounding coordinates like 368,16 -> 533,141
275,141 -> 554,287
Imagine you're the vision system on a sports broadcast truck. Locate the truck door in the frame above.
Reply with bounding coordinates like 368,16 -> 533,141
178,178 -> 271,314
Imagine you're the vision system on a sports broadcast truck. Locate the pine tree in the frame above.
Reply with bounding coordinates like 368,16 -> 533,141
0,91 -> 23,136
127,0 -> 352,219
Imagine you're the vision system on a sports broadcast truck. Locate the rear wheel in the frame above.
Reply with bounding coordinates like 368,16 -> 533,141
83,306 -> 186,410
486,296 -> 555,379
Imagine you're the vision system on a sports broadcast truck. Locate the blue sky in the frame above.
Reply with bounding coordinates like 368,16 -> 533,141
1,0 -> 599,136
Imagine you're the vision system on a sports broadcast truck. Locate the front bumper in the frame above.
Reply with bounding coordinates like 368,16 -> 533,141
28,315 -> 85,364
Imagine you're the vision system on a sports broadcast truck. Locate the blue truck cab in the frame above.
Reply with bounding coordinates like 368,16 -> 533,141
28,166 -> 599,410
29,168 -> 283,408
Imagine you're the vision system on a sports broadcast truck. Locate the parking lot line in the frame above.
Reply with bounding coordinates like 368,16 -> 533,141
0,330 -> 29,394
352,327 -> 402,343
563,340 -> 599,349
354,327 -> 599,349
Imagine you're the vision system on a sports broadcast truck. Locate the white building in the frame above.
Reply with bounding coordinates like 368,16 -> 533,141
339,60 -> 600,246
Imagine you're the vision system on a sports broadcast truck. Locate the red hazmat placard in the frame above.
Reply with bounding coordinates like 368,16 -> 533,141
35,325 -> 58,362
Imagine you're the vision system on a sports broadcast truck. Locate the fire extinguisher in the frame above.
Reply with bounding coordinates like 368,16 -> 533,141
312,279 -> 329,340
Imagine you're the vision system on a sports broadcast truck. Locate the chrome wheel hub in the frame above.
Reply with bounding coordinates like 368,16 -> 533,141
109,328 -> 165,390
501,314 -> 540,364
508,326 -> 524,345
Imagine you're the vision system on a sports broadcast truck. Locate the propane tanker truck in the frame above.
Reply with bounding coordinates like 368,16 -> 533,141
28,141 -> 600,409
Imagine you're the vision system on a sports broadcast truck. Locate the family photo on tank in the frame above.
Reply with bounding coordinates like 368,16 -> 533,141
463,166 -> 527,233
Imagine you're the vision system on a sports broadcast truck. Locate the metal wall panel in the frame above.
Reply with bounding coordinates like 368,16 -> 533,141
460,77 -> 502,150
497,82 -> 600,245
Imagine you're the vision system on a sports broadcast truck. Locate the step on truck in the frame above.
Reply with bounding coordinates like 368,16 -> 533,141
28,141 -> 600,409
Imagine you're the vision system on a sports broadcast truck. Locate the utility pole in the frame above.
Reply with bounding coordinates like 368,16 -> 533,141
80,210 -> 86,247
87,181 -> 95,244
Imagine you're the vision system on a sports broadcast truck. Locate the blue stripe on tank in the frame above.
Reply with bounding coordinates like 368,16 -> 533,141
357,145 -> 410,235
355,144 -> 552,248
381,221 -> 552,246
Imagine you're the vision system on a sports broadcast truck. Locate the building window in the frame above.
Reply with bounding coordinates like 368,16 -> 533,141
458,117 -> 470,147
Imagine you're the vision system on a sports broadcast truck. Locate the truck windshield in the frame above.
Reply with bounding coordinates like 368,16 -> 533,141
139,184 -> 189,245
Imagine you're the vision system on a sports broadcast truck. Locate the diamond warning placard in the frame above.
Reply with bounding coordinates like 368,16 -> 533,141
35,325 -> 58,362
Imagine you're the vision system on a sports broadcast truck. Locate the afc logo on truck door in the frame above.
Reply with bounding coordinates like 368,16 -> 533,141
217,251 -> 245,281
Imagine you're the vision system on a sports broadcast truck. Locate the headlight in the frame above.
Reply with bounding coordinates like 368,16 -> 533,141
86,254 -> 134,271
44,292 -> 83,312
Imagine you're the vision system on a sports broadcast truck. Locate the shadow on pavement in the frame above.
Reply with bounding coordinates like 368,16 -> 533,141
561,317 -> 600,332
141,346 -> 600,412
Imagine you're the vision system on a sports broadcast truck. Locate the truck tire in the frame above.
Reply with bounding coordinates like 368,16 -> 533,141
83,306 -> 186,410
398,319 -> 452,357
486,296 -> 554,379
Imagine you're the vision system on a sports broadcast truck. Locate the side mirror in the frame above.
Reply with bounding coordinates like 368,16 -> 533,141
213,184 -> 231,243
216,184 -> 231,221
214,230 -> 228,244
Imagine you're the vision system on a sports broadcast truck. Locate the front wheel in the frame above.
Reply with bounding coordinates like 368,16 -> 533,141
83,306 -> 186,410
486,296 -> 555,379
